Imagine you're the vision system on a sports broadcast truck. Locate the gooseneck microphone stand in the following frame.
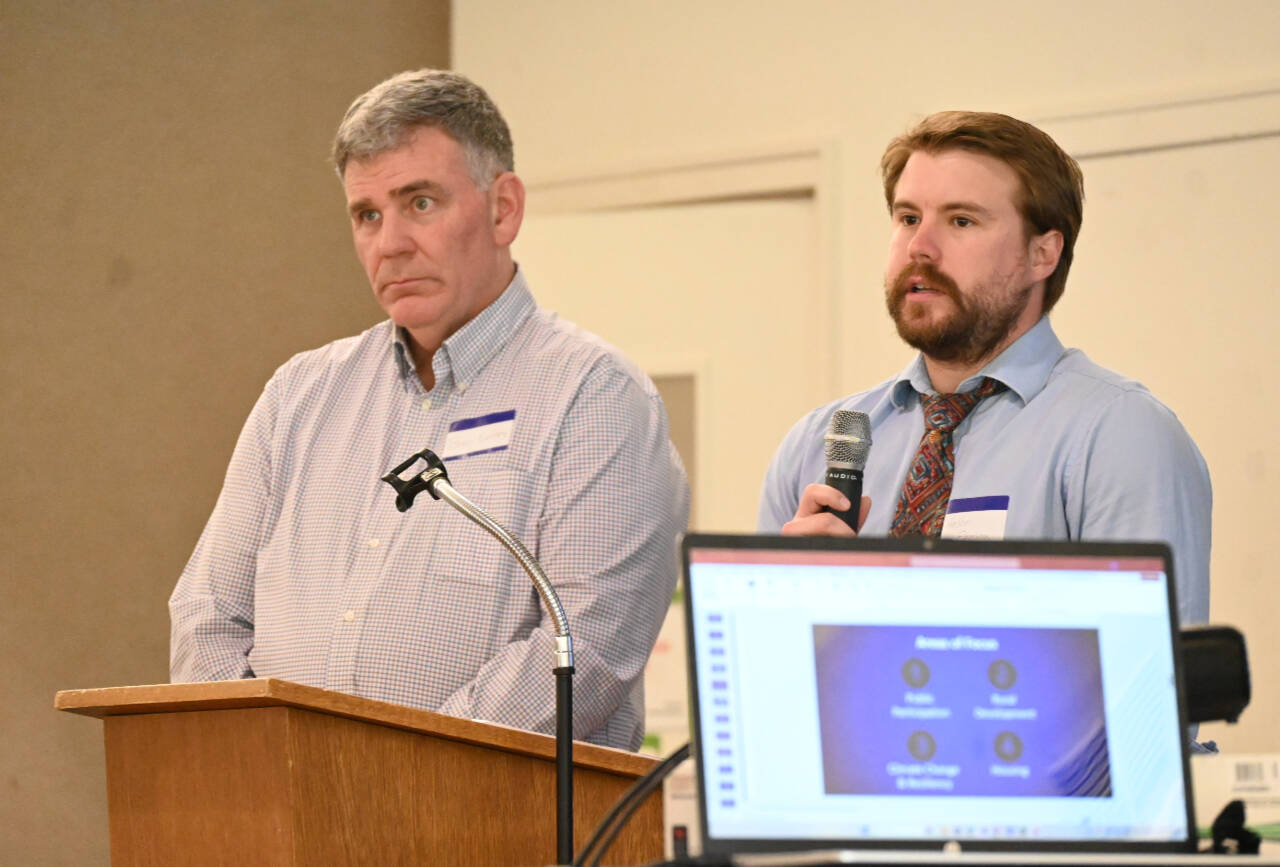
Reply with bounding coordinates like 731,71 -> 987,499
382,448 -> 576,866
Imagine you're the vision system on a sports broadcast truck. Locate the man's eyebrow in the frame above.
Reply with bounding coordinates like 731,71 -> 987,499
891,199 -> 995,218
940,200 -> 994,217
346,179 -> 448,217
391,179 -> 447,199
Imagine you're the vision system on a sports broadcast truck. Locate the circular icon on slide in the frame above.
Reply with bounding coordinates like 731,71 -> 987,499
994,731 -> 1024,762
987,659 -> 1017,690
902,657 -> 931,688
908,730 -> 937,761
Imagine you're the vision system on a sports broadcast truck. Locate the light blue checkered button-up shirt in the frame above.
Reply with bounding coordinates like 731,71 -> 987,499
170,269 -> 690,750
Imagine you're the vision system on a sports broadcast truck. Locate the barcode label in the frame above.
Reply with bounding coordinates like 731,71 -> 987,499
1235,761 -> 1266,783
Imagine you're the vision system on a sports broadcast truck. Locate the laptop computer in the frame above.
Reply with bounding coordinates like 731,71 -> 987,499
681,533 -> 1215,863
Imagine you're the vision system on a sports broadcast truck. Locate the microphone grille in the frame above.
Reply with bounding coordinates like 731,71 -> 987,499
825,410 -> 872,469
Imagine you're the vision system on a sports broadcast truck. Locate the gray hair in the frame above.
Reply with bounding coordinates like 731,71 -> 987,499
331,69 -> 514,187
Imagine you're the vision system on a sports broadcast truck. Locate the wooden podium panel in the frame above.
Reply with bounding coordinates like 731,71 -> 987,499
56,679 -> 664,866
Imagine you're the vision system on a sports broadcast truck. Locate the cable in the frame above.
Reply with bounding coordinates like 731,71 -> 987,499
578,741 -> 690,867
573,741 -> 691,867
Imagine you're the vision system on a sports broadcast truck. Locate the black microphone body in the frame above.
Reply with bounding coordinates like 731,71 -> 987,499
821,410 -> 872,532
823,466 -> 864,531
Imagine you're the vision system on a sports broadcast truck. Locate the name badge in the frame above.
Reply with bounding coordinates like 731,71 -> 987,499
941,495 -> 1010,540
440,409 -> 515,460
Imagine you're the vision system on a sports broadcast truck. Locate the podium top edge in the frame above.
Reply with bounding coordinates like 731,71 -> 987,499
54,678 -> 659,776
56,678 -> 283,711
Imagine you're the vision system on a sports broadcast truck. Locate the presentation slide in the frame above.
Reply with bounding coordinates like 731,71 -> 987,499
813,624 -> 1111,798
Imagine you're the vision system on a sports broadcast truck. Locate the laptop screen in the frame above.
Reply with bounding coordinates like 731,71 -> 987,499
682,534 -> 1195,855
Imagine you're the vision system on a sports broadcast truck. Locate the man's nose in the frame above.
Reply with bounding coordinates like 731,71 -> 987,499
906,218 -> 940,262
377,211 -> 416,257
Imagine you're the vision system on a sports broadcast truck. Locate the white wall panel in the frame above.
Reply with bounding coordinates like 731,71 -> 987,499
1052,135 -> 1280,752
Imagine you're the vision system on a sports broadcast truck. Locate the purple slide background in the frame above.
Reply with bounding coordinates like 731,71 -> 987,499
813,624 -> 1111,797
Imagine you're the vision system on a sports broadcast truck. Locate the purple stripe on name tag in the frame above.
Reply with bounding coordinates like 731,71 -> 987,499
947,495 -> 1010,514
448,409 -> 516,433
454,444 -> 509,459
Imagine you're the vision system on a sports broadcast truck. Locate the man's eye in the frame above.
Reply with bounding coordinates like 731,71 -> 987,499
900,214 -> 919,226
953,216 -> 973,227
412,196 -> 433,212
359,209 -> 380,224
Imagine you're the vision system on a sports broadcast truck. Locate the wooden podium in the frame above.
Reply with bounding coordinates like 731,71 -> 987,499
55,679 -> 664,866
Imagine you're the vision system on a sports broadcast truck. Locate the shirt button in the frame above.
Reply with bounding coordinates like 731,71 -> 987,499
420,398 -> 432,411
366,538 -> 380,548
342,610 -> 355,622
456,381 -> 469,393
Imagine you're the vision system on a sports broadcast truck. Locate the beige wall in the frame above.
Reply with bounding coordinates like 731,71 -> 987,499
1,2 -> 448,862
455,0 -> 1280,754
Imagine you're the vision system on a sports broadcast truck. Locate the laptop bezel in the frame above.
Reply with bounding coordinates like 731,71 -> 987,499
681,532 -> 1196,856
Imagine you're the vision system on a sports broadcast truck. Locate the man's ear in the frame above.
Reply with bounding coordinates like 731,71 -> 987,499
1029,229 -> 1064,283
490,171 -> 525,247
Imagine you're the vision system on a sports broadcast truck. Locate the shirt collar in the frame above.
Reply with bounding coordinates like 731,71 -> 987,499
390,266 -> 537,390
890,315 -> 1065,408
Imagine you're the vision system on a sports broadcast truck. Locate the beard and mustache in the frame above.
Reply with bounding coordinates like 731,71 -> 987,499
884,262 -> 1033,366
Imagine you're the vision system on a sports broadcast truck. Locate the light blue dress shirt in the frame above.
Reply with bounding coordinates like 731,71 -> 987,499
170,270 -> 690,750
758,316 -> 1211,627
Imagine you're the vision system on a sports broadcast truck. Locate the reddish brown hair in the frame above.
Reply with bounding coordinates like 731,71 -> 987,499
880,111 -> 1084,313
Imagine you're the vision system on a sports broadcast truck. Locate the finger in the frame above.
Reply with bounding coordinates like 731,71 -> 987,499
781,513 -> 857,537
797,483 -> 851,516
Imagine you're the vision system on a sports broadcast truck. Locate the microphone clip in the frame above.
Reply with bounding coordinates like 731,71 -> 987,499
380,448 -> 450,512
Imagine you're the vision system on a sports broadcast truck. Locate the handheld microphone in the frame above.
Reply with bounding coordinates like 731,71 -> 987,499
822,410 -> 872,532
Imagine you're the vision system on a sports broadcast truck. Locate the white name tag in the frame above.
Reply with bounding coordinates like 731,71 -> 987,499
941,495 -> 1010,540
440,409 -> 515,460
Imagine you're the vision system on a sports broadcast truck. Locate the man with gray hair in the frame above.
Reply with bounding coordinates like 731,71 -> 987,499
169,69 -> 690,750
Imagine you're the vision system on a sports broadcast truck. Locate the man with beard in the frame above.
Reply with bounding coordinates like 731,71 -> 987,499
757,111 -> 1210,627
